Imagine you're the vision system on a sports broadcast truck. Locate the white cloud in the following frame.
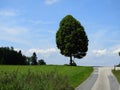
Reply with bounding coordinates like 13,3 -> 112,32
92,49 -> 107,57
45,0 -> 59,5
28,48 -> 57,56
89,45 -> 120,57
113,49 -> 120,54
14,48 -> 21,52
0,9 -> 18,17
111,46 -> 120,54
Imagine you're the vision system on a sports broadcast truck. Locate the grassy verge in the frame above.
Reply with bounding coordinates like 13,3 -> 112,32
0,65 -> 93,89
112,70 -> 120,83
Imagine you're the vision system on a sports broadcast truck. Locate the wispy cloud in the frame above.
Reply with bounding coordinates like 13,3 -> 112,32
0,9 -> 18,17
45,0 -> 60,5
0,36 -> 31,47
0,25 -> 28,36
28,20 -> 54,25
88,24 -> 120,51
0,24 -> 31,46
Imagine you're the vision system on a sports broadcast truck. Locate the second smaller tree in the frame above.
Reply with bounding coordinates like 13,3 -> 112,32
31,52 -> 37,65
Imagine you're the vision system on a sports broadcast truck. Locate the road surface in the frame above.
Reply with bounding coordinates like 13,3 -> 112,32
76,67 -> 120,90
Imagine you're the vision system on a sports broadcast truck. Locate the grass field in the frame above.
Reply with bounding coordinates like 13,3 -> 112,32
112,70 -> 120,84
0,65 -> 93,90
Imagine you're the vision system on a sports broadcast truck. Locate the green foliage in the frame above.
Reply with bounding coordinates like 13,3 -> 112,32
38,59 -> 46,65
0,65 -> 93,88
117,63 -> 120,67
56,15 -> 88,65
0,47 -> 26,65
112,70 -> 120,83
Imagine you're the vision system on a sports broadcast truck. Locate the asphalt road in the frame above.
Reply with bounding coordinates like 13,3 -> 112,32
75,67 -> 120,90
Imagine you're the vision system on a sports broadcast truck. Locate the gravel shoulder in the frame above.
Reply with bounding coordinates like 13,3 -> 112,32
76,67 -> 120,90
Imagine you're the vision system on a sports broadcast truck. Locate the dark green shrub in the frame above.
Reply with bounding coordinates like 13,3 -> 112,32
38,59 -> 46,65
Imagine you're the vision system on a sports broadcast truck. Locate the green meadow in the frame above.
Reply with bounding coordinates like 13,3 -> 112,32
112,70 -> 120,84
0,65 -> 93,90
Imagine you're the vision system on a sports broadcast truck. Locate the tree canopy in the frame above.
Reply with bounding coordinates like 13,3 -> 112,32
56,15 -> 88,65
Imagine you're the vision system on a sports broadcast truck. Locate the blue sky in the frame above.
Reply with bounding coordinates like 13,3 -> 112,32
0,0 -> 120,66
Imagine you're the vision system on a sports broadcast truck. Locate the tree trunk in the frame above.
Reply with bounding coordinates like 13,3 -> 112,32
70,55 -> 72,66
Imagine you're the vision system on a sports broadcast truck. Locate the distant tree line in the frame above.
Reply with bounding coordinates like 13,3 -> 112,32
0,47 -> 46,65
0,47 -> 26,65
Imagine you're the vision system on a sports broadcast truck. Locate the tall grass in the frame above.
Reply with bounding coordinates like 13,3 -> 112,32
0,69 -> 74,90
0,65 -> 93,89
